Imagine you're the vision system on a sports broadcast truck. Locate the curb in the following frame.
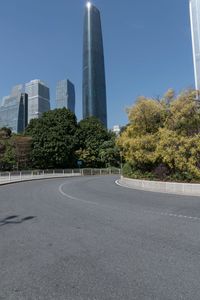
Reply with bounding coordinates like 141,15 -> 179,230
116,176 -> 200,197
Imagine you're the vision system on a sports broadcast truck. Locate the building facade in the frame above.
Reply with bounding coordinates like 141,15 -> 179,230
56,79 -> 75,113
112,125 -> 121,136
82,2 -> 107,127
0,87 -> 28,133
189,0 -> 200,90
25,79 -> 50,122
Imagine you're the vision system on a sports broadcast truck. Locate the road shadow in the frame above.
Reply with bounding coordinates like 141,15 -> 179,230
0,215 -> 36,227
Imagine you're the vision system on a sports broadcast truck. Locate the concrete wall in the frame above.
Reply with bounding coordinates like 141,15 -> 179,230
117,177 -> 200,197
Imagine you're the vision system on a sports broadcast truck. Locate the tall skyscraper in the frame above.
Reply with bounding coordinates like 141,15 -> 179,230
189,0 -> 200,90
82,2 -> 107,127
25,79 -> 50,122
56,79 -> 75,113
0,86 -> 28,133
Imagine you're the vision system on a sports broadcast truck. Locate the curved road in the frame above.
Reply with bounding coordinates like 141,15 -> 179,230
1,176 -> 200,300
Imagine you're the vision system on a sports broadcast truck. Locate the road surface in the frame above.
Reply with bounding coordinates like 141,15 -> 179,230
0,176 -> 200,300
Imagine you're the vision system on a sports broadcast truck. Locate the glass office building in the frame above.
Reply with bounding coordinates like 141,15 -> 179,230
82,2 -> 107,127
56,79 -> 75,113
189,0 -> 200,90
0,88 -> 28,133
25,79 -> 50,122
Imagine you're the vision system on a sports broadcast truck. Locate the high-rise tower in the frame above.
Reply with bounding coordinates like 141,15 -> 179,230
25,79 -> 50,123
189,0 -> 200,90
82,2 -> 107,127
0,86 -> 28,133
56,79 -> 75,113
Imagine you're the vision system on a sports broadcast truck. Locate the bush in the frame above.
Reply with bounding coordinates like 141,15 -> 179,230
122,162 -> 134,177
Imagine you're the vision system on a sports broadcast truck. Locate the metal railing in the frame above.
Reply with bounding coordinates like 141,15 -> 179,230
0,168 -> 121,185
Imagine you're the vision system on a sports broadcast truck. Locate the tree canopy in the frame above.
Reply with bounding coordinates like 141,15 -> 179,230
118,89 -> 200,181
0,110 -> 120,170
76,117 -> 119,168
26,108 -> 78,168
0,128 -> 32,170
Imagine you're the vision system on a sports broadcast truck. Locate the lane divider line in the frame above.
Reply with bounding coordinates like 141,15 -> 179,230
58,181 -> 99,205
159,212 -> 200,221
116,180 -> 200,222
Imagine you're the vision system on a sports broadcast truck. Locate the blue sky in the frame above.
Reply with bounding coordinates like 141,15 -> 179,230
0,0 -> 194,128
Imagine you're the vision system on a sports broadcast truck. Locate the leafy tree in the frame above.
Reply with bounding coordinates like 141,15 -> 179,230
162,89 -> 175,106
99,139 -> 120,167
164,90 -> 200,136
0,127 -> 12,138
157,128 -> 200,179
0,128 -> 15,170
76,117 -> 119,167
127,96 -> 166,135
118,97 -> 164,170
118,130 -> 159,171
13,135 -> 32,170
0,140 -> 15,170
118,89 -> 200,181
26,108 -> 78,168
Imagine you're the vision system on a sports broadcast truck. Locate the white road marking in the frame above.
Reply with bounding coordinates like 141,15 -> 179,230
59,180 -> 200,222
116,180 -> 200,222
159,212 -> 200,221
58,181 -> 99,205
115,179 -> 128,188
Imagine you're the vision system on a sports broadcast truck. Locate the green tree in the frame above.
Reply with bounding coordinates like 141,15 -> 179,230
76,117 -> 118,167
1,140 -> 15,170
0,128 -> 15,170
26,108 -> 78,168
99,138 -> 120,167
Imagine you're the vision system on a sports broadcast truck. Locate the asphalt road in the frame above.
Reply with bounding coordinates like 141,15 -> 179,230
0,176 -> 200,300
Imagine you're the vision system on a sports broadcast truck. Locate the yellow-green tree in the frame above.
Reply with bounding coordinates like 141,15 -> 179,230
164,90 -> 200,136
118,96 -> 165,171
127,96 -> 166,135
118,89 -> 200,180
157,128 -> 200,179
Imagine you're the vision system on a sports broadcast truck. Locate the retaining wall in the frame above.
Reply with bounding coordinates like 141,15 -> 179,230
118,176 -> 200,197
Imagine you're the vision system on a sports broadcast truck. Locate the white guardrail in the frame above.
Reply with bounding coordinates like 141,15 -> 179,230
0,168 -> 121,185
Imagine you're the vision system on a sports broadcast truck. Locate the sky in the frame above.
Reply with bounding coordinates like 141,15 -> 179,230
0,0 -> 195,129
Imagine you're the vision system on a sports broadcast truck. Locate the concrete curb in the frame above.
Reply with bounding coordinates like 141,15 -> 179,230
0,174 -> 81,186
117,176 -> 200,197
